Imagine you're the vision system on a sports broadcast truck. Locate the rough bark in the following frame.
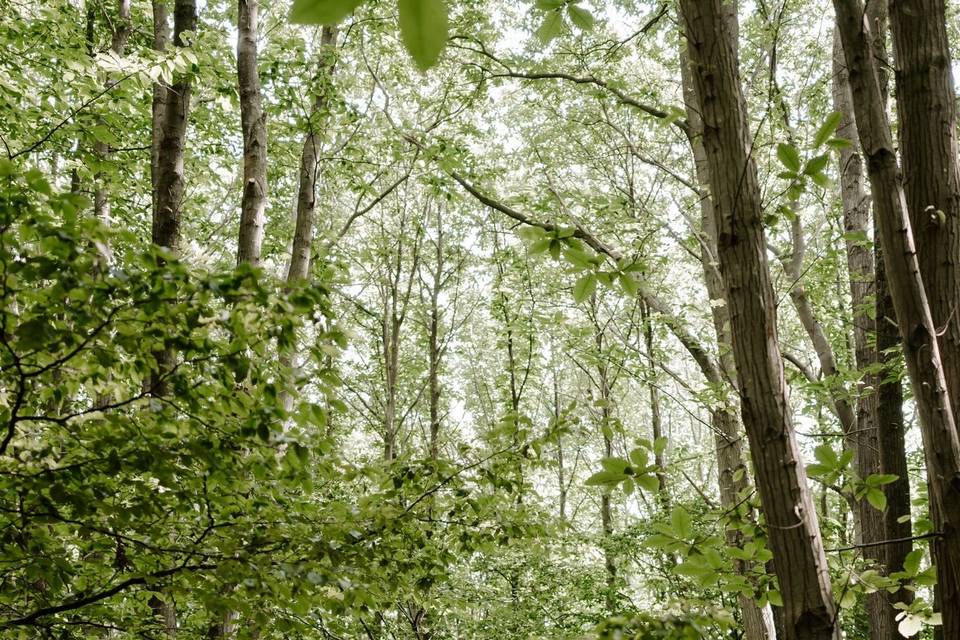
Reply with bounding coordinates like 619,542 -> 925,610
152,0 -> 196,254
832,20 -> 911,638
678,39 -> 776,640
286,26 -> 338,285
235,0 -> 267,266
148,2 -> 195,633
151,0 -> 170,216
92,0 -> 132,223
679,1 -> 839,637
833,4 -> 960,637
889,2 -> 960,630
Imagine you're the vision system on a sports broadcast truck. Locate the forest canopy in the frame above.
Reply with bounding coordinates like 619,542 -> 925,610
1,0 -> 960,639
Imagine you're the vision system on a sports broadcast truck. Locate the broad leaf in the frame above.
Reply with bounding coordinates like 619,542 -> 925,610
290,0 -> 364,24
398,0 -> 449,71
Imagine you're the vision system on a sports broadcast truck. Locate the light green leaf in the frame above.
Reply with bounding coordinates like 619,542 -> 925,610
867,488 -> 887,511
572,273 -> 597,304
670,506 -> 693,539
398,0 -> 449,71
585,470 -> 625,486
535,0 -> 565,8
635,474 -> 660,493
776,143 -> 802,172
566,4 -> 594,30
290,0 -> 364,24
814,112 -> 843,148
536,10 -> 563,43
803,154 -> 829,176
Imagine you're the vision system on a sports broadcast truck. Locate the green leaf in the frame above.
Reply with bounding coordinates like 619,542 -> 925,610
635,474 -> 660,493
803,154 -> 829,176
572,273 -> 597,304
535,0 -> 565,8
866,473 -> 899,487
653,436 -> 668,456
600,457 -> 630,474
290,0 -> 365,24
867,488 -> 887,511
814,112 -> 843,147
619,273 -> 640,297
585,470 -> 625,486
670,506 -> 693,539
776,143 -> 802,172
398,0 -> 449,71
536,10 -> 563,43
566,4 -> 594,30
813,444 -> 838,466
529,238 -> 552,254
629,447 -> 649,468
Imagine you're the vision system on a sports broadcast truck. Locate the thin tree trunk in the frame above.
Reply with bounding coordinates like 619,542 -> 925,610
279,26 -> 338,413
148,1 -> 196,634
235,0 -> 267,266
93,0 -> 132,223
153,0 -> 196,255
287,26 -> 338,284
151,0 -> 170,217
641,302 -> 668,507
593,323 -> 617,614
832,5 -> 960,638
680,2 -> 839,637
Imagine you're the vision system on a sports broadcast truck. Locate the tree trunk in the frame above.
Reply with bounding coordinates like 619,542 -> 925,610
148,1 -> 196,634
833,4 -> 960,637
888,3 -> 960,630
678,37 -> 777,640
151,0 -> 170,217
235,0 -> 267,267
679,2 -> 839,637
93,0 -> 132,223
153,0 -> 196,255
832,21 -> 911,638
286,26 -> 338,284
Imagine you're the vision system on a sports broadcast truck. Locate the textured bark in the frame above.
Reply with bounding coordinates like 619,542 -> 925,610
286,26 -> 338,284
889,1 -> 960,630
92,0 -> 132,223
152,0 -> 196,254
151,1 -> 170,216
148,2 -> 195,634
832,20 -> 911,638
680,2 -> 839,637
235,0 -> 267,266
679,40 -> 775,640
833,4 -> 960,636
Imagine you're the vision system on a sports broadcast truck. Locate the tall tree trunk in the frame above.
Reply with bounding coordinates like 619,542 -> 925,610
678,36 -> 777,640
148,1 -> 196,635
640,302 -> 668,507
153,0 -> 196,255
235,0 -> 267,267
888,3 -> 960,631
93,0 -> 132,223
151,0 -> 170,217
287,26 -> 338,285
679,2 -> 839,637
832,4 -> 960,637
832,20 -> 911,638
280,26 -> 338,413
592,322 -> 617,613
